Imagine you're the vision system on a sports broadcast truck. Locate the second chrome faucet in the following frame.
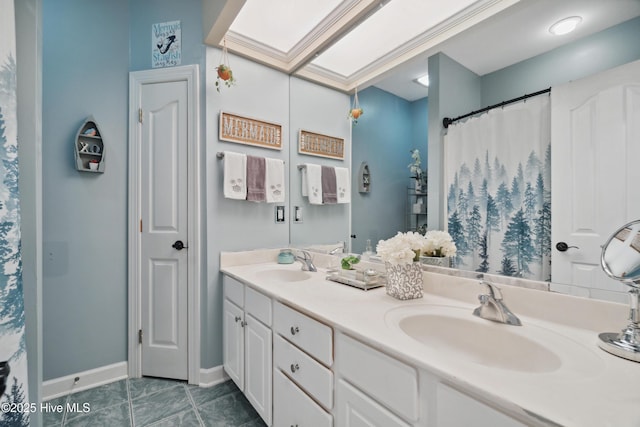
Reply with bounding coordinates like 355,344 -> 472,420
294,250 -> 317,272
472,277 -> 521,326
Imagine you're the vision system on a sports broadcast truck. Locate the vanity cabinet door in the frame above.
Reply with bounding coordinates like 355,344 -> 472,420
223,299 -> 244,391
336,379 -> 411,427
245,313 -> 272,426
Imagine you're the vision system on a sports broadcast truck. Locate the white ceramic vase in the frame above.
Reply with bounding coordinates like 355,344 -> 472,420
385,262 -> 423,300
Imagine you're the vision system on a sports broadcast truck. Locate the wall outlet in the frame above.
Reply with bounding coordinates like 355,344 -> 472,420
294,206 -> 303,223
275,205 -> 285,223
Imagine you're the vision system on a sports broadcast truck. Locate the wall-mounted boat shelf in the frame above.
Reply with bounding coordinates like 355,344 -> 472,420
74,116 -> 105,173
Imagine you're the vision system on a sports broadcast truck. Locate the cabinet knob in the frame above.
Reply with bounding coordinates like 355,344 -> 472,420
241,320 -> 247,327
234,316 -> 241,323
290,326 -> 299,335
290,363 -> 299,373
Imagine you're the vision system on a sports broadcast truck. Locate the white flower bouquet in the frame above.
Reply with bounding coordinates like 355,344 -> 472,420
423,230 -> 456,257
376,231 -> 428,265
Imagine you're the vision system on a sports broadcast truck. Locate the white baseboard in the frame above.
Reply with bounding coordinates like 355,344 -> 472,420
199,365 -> 229,388
43,361 -> 128,401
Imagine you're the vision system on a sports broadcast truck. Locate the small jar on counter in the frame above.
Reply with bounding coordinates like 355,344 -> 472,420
278,249 -> 295,264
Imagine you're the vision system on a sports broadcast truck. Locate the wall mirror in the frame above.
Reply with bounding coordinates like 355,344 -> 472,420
302,2 -> 640,297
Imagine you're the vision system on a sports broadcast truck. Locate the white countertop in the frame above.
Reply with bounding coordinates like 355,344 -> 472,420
220,251 -> 640,427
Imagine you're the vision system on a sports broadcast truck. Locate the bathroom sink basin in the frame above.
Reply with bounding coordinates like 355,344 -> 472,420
261,269 -> 312,282
399,313 -> 561,373
386,305 -> 604,376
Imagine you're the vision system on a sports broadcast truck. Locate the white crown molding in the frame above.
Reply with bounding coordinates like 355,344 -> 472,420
300,0 -> 520,92
217,0 -> 380,74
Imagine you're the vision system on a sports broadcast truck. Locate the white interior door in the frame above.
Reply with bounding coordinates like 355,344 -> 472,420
551,59 -> 640,299
140,79 -> 189,380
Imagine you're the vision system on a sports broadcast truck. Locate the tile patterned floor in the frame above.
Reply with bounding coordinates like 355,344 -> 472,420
42,377 -> 267,427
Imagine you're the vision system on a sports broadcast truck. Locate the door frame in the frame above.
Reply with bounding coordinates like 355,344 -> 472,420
127,65 -> 201,384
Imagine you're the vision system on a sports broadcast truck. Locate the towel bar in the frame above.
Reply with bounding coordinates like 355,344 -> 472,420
217,151 -> 285,163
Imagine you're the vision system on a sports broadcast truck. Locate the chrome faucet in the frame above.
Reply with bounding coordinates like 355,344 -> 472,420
472,278 -> 521,326
295,250 -> 317,272
328,246 -> 343,255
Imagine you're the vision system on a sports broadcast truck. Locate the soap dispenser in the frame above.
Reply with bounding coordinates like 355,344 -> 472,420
362,239 -> 375,261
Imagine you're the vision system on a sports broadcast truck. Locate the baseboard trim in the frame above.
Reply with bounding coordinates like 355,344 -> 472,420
199,365 -> 229,388
43,361 -> 128,401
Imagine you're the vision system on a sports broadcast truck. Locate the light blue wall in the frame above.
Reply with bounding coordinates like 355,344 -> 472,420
289,77 -> 351,249
481,16 -> 640,106
409,97 -> 428,162
351,87 -> 412,254
204,52 -> 350,368
42,0 -> 130,380
205,49 -> 290,368
427,53 -> 481,230
38,0 -> 350,379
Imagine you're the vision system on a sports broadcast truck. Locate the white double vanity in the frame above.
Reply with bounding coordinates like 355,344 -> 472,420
220,249 -> 640,427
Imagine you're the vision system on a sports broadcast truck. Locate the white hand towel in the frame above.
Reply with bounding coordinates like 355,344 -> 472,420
304,163 -> 322,205
265,158 -> 285,203
335,167 -> 351,204
223,151 -> 247,200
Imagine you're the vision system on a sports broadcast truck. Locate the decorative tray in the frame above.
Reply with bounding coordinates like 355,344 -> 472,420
325,271 -> 385,291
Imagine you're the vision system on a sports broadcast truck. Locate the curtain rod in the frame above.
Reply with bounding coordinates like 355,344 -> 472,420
442,87 -> 551,129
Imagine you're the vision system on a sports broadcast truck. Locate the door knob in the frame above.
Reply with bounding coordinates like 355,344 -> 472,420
556,242 -> 579,252
172,240 -> 188,250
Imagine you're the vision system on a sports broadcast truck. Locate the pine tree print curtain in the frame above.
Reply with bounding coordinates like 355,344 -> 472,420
0,1 -> 30,425
445,95 -> 551,281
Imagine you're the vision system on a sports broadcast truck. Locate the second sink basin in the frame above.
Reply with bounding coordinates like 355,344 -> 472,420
399,313 -> 560,373
386,304 -> 604,376
260,268 -> 312,282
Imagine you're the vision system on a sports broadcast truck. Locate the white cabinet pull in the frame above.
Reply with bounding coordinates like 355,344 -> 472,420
290,363 -> 299,373
290,326 -> 300,335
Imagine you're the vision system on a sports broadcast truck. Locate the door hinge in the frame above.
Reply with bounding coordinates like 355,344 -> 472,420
140,219 -> 142,233
138,108 -> 143,123
138,329 -> 143,344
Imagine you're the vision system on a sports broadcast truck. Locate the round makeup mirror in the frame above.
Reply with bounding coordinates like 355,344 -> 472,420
598,220 -> 640,362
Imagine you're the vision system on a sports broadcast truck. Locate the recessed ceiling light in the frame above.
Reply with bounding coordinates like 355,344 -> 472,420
416,74 -> 429,87
549,16 -> 582,36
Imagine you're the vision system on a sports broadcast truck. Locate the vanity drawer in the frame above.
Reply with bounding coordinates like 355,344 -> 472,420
337,379 -> 411,427
274,302 -> 333,366
274,334 -> 333,409
273,368 -> 332,427
223,275 -> 244,307
245,286 -> 272,326
336,332 -> 418,422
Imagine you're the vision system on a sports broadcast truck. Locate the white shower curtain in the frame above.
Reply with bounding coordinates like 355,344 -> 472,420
445,95 -> 551,281
0,1 -> 30,425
